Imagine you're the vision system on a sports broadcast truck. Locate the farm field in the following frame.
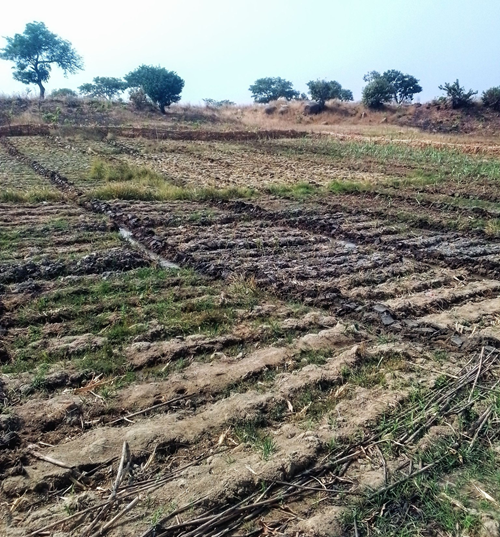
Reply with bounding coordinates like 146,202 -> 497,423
1,127 -> 500,537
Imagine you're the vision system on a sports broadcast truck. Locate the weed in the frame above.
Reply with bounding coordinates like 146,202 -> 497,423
259,436 -> 277,461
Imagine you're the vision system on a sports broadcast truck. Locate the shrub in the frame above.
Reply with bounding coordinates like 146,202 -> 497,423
129,88 -> 150,110
482,87 -> 500,111
203,98 -> 235,108
362,78 -> 394,109
438,80 -> 477,109
89,159 -> 107,181
51,88 -> 77,98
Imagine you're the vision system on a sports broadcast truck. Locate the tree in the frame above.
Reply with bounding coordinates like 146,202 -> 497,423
482,87 -> 500,112
339,89 -> 354,102
79,77 -> 128,100
306,79 -> 353,108
363,70 -> 422,104
438,80 -> 477,109
51,88 -> 77,98
381,70 -> 422,103
362,78 -> 394,109
125,65 -> 184,114
0,21 -> 83,99
249,77 -> 299,103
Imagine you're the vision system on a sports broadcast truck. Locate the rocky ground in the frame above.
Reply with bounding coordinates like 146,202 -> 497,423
1,127 -> 500,536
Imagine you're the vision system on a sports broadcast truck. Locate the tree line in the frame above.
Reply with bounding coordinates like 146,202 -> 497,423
2,21 -> 500,114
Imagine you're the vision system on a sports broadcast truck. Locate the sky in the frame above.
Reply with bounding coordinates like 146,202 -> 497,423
0,0 -> 499,104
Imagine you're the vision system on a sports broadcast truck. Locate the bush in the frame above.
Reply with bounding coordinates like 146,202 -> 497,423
203,98 -> 235,108
51,88 -> 77,98
129,88 -> 149,110
482,87 -> 500,111
362,78 -> 393,109
438,80 -> 477,109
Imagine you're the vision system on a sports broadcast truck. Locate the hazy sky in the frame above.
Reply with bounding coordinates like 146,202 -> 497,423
1,0 -> 499,104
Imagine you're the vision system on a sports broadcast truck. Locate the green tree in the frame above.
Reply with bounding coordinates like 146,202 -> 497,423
362,78 -> 394,109
307,79 -> 353,107
339,89 -> 354,102
125,65 -> 184,114
482,87 -> 500,111
0,21 -> 83,99
382,70 -> 422,103
79,77 -> 128,100
438,80 -> 477,109
363,70 -> 422,104
249,77 -> 299,103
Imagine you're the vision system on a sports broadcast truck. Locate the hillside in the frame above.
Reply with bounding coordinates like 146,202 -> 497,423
2,95 -> 500,138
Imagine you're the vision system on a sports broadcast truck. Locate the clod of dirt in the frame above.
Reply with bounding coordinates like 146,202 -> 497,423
297,323 -> 356,351
293,506 -> 343,536
2,475 -> 29,496
479,516 -> 500,537
28,334 -> 107,355
126,333 -> 240,368
0,342 -> 10,364
415,425 -> 456,453
280,312 -> 337,330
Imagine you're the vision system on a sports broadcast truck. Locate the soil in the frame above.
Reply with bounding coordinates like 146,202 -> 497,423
1,124 -> 500,536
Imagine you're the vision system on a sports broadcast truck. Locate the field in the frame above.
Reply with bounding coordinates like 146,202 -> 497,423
1,122 -> 500,537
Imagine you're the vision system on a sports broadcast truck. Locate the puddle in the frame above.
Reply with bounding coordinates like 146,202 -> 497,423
119,228 -> 179,269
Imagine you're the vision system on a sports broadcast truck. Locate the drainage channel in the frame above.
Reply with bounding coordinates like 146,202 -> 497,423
119,228 -> 179,269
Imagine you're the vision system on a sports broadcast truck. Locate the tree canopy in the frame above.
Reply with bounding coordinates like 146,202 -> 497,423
249,77 -> 299,103
0,21 -> 83,99
362,78 -> 394,109
307,80 -> 353,107
79,77 -> 128,100
125,65 -> 184,113
363,70 -> 422,105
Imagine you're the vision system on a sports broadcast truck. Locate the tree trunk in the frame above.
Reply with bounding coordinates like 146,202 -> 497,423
159,103 -> 166,114
38,82 -> 45,99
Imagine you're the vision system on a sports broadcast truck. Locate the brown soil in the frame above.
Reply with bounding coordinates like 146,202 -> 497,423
1,127 -> 500,536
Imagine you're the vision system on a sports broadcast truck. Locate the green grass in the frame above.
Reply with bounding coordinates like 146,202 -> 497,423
329,180 -> 370,194
90,182 -> 255,201
233,418 -> 278,461
0,187 -> 63,203
266,182 -> 318,198
2,267 -> 287,378
272,138 -> 500,184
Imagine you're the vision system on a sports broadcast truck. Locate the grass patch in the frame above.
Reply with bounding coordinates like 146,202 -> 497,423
272,138 -> 500,185
329,180 -> 370,194
233,419 -> 278,461
90,182 -> 255,201
266,181 -> 318,198
0,187 -> 63,203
